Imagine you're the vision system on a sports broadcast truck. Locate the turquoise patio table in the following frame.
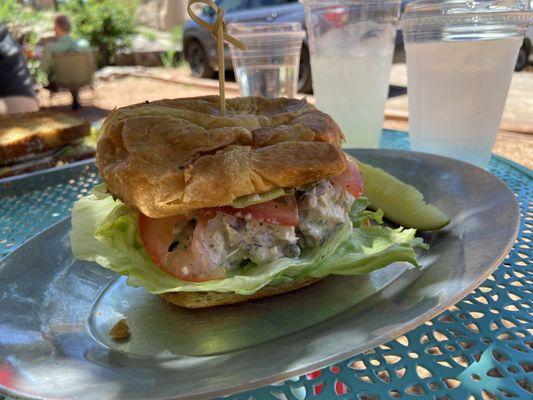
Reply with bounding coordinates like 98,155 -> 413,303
1,130 -> 531,400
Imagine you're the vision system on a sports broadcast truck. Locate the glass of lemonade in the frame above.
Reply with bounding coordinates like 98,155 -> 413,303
228,23 -> 305,98
400,0 -> 532,168
304,0 -> 402,148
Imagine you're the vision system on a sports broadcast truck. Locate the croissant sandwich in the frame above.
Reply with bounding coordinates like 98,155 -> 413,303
71,96 -> 426,308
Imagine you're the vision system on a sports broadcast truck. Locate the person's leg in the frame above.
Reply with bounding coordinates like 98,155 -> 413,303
70,89 -> 80,110
45,78 -> 59,93
0,96 -> 39,115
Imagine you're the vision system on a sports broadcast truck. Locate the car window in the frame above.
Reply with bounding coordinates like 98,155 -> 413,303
248,0 -> 297,8
218,0 -> 248,12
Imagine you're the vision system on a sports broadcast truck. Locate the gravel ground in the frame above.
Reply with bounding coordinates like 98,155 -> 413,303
38,65 -> 532,169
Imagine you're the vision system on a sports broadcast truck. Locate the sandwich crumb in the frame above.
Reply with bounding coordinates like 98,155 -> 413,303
109,318 -> 130,341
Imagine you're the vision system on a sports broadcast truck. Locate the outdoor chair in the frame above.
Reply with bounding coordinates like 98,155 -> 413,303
52,51 -> 96,110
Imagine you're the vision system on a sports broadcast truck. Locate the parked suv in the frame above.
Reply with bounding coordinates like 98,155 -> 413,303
183,0 -> 313,93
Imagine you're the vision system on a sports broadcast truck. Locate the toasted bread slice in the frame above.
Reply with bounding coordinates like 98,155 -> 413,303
0,111 -> 90,165
161,276 -> 321,309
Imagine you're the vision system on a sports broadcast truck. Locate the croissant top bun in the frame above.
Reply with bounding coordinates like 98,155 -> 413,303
96,96 -> 347,218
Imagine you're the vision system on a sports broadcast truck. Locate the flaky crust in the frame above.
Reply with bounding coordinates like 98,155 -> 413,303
97,96 -> 347,217
161,276 -> 321,308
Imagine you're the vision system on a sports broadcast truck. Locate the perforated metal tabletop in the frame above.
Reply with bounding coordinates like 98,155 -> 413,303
1,130 -> 531,400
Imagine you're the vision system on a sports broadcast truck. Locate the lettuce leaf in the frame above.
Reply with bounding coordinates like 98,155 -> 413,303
230,187 -> 293,208
71,185 -> 426,295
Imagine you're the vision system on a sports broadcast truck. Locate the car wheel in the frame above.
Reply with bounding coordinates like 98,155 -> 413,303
298,45 -> 313,94
515,45 -> 528,71
186,40 -> 215,78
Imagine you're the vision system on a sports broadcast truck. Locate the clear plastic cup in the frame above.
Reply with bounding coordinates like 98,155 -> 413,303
228,23 -> 305,98
304,0 -> 402,148
400,0 -> 532,168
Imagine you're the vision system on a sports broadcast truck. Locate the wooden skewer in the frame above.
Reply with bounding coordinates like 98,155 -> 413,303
187,0 -> 246,117
216,21 -> 226,116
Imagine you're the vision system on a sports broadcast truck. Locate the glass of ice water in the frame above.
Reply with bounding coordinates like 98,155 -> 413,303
400,0 -> 532,168
228,23 -> 305,98
304,0 -> 402,148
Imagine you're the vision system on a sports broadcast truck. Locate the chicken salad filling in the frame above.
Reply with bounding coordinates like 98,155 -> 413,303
137,159 -> 365,281
166,180 -> 355,274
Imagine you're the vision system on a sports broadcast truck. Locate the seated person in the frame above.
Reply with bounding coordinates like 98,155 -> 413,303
41,15 -> 89,95
0,24 -> 39,115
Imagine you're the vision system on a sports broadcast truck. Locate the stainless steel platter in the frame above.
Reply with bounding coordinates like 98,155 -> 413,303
0,149 -> 520,400
0,157 -> 95,184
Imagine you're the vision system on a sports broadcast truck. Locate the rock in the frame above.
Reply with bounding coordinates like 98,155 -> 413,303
136,0 -> 189,31
115,30 -> 182,67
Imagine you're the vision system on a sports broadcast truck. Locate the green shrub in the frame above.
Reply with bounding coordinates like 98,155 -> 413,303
170,24 -> 183,46
141,29 -> 157,42
160,49 -> 177,68
0,0 -> 41,25
0,0 -> 20,23
160,24 -> 183,68
62,0 -> 138,66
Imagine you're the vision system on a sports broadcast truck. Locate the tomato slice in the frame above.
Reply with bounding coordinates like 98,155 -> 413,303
330,159 -> 364,198
216,195 -> 299,226
139,213 -> 185,265
139,211 -> 225,282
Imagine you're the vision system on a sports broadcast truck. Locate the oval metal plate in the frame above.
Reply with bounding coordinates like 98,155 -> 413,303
0,149 -> 520,400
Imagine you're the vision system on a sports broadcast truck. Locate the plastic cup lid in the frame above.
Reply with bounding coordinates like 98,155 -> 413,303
227,22 -> 305,40
400,0 -> 532,26
303,0 -> 401,5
